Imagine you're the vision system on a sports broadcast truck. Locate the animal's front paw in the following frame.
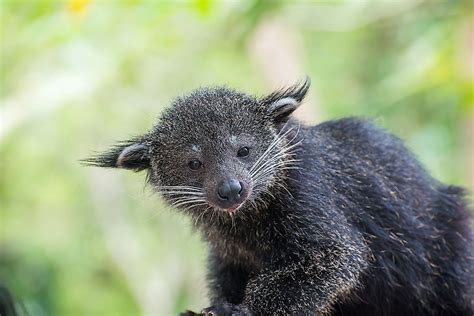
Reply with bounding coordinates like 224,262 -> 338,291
201,303 -> 252,316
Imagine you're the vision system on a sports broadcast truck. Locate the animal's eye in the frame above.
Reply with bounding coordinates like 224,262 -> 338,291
188,160 -> 202,171
237,147 -> 250,157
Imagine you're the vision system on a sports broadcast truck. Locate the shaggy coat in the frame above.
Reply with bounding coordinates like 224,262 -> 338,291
85,79 -> 473,315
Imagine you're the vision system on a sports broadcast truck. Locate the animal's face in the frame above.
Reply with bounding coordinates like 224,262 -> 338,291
84,79 -> 309,219
148,88 -> 284,214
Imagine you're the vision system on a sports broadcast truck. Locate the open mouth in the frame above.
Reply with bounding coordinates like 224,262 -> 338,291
224,202 -> 245,216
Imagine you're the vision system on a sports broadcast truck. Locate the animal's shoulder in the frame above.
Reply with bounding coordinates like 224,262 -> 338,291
297,117 -> 433,197
314,117 -> 393,146
310,117 -> 413,163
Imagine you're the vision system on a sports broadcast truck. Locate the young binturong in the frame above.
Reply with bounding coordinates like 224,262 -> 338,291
83,78 -> 473,316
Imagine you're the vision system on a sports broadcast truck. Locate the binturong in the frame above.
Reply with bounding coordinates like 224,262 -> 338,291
83,78 -> 473,316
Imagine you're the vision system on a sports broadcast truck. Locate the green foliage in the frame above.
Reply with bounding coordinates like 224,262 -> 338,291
1,1 -> 472,315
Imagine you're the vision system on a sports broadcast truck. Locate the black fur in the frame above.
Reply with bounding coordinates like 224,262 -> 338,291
81,137 -> 149,171
85,78 -> 473,315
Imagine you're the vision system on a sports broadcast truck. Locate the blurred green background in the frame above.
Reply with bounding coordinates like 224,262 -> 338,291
1,0 -> 473,315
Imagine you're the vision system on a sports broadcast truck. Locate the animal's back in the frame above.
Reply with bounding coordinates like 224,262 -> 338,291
295,118 -> 473,315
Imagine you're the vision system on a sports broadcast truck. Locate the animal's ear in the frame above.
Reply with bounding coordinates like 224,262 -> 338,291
261,77 -> 310,124
81,138 -> 150,172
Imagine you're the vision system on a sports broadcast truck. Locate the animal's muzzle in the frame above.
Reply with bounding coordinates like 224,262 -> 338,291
217,178 -> 247,209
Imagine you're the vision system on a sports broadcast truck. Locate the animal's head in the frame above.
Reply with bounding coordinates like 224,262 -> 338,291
83,78 -> 309,221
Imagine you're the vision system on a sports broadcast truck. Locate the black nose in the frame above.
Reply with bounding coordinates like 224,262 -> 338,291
218,179 -> 244,202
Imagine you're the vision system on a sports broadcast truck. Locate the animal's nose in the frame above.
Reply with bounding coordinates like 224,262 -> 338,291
217,179 -> 244,202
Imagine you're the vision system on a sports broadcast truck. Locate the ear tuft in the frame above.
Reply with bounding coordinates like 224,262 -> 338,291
81,138 -> 150,172
261,77 -> 311,123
